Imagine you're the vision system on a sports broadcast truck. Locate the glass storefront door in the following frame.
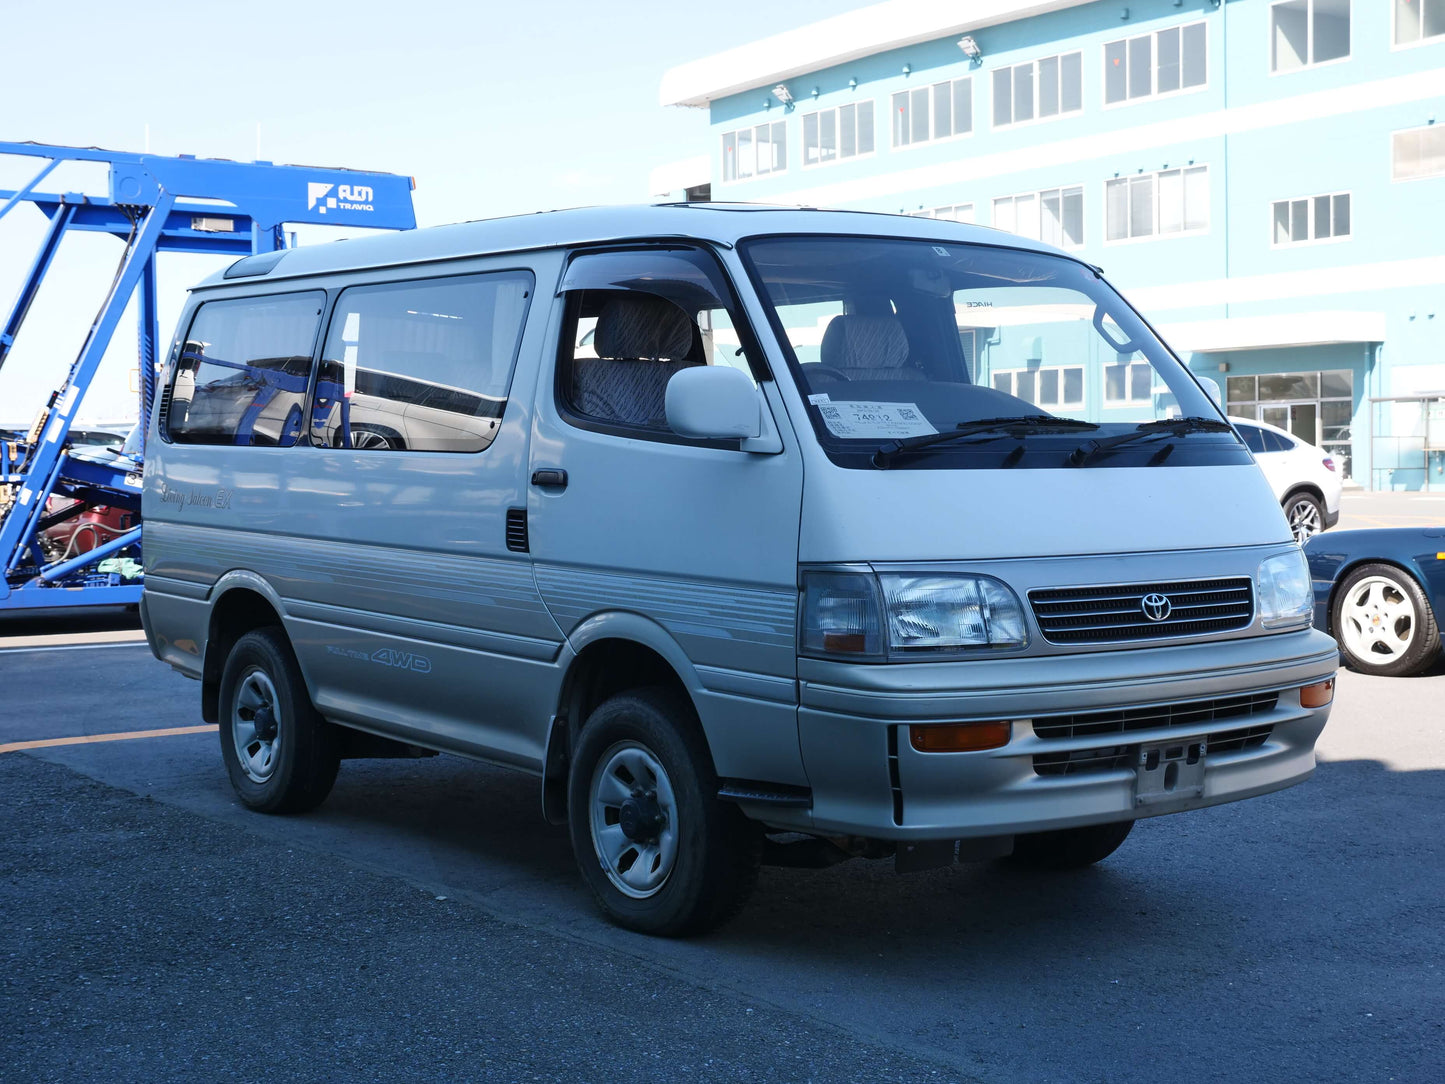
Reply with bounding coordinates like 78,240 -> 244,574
1228,368 -> 1353,477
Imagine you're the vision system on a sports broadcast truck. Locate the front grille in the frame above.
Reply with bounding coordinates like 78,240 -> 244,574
1031,691 -> 1279,741
1033,724 -> 1274,777
1029,577 -> 1254,644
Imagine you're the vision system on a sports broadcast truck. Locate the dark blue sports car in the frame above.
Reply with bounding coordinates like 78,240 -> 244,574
1304,527 -> 1445,676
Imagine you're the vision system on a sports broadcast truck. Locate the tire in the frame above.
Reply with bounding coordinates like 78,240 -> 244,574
1331,563 -> 1441,677
1283,491 -> 1325,543
217,627 -> 340,813
1004,819 -> 1134,871
567,687 -> 761,937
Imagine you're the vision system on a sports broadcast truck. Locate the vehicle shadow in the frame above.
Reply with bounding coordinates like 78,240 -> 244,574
307,755 -> 1443,1079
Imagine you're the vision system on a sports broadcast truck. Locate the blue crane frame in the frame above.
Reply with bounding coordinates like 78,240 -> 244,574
0,140 -> 416,610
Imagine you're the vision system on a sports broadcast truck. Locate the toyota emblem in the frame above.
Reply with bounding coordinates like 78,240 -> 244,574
1141,593 -> 1173,622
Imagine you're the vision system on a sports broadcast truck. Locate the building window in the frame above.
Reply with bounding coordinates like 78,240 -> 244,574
892,78 -> 972,146
1104,22 -> 1207,103
1392,124 -> 1445,182
909,204 -> 975,222
991,366 -> 1085,409
993,53 -> 1082,126
1105,166 -> 1209,241
993,187 -> 1084,247
1395,0 -> 1445,45
1105,360 -> 1153,404
1270,0 -> 1351,72
721,121 -> 786,182
1272,192 -> 1350,244
802,102 -> 875,166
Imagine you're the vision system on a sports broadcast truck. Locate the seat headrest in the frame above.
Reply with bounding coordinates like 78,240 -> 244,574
594,294 -> 695,361
820,314 -> 910,372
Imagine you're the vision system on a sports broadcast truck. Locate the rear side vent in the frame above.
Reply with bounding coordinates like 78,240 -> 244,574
505,508 -> 529,553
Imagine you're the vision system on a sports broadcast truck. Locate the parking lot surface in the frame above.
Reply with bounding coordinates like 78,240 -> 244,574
3,489 -> 1443,1082
2,628 -> 1441,1082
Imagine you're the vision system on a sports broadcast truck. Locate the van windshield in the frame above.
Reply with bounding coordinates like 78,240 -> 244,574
739,236 -> 1244,470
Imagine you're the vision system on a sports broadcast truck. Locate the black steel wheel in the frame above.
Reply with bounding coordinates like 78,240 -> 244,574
218,627 -> 340,814
567,687 -> 760,936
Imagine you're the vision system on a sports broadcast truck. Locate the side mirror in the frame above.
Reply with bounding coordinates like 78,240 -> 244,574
1198,375 -> 1223,406
665,366 -> 761,441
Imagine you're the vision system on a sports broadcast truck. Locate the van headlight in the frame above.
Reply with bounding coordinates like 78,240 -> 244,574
802,571 -> 1028,660
1257,549 -> 1313,630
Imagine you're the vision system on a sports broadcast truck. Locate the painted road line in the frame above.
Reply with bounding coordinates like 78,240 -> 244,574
0,640 -> 151,655
0,725 -> 217,754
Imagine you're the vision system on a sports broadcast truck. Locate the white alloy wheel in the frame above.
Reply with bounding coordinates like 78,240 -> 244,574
1337,575 -> 1417,667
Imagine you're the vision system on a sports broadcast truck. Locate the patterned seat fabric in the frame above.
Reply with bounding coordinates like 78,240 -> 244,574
571,295 -> 700,427
819,313 -> 924,381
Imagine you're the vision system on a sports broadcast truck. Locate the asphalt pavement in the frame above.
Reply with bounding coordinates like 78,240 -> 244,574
2,628 -> 1442,1082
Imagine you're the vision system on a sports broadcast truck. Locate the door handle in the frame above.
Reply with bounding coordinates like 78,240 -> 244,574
531,468 -> 568,489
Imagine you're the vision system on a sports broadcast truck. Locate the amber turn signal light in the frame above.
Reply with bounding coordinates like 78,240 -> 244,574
909,721 -> 1011,753
1300,679 -> 1334,709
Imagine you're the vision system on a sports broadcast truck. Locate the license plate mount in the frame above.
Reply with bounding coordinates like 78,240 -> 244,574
1134,737 -> 1206,807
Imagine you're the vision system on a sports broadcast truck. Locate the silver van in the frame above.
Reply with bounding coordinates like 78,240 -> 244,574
141,205 -> 1338,935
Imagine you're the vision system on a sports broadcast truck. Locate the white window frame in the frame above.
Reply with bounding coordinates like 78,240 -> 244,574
1268,0 -> 1352,75
800,101 -> 877,169
1392,0 -> 1445,49
1102,21 -> 1209,107
1104,165 -> 1210,245
890,78 -> 974,149
1391,123 -> 1445,182
1103,360 -> 1153,406
909,204 -> 976,222
720,121 -> 787,184
1269,191 -> 1352,247
992,51 -> 1084,129
991,186 -> 1084,249
991,365 -> 1086,410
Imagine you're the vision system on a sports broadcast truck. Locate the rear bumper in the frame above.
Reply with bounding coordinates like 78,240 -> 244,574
781,628 -> 1338,840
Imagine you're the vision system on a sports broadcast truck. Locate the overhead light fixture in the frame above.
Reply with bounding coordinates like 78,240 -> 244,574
957,36 -> 982,61
772,84 -> 793,105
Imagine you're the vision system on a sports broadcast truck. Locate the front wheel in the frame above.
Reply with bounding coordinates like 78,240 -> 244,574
218,627 -> 340,813
1332,563 -> 1441,677
1003,819 -> 1134,870
567,688 -> 760,936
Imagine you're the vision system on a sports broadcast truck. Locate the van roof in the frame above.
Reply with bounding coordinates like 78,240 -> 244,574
200,203 -> 1077,288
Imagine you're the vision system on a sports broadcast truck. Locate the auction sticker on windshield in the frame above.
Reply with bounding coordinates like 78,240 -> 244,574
816,402 -> 938,439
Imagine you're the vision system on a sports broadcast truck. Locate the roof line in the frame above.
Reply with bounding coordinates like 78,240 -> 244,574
659,0 -> 1093,107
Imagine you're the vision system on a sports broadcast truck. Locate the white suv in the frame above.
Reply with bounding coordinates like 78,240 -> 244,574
1230,416 -> 1342,542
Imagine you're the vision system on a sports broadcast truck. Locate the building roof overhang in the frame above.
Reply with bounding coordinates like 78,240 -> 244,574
1161,312 -> 1389,354
660,0 -> 1095,108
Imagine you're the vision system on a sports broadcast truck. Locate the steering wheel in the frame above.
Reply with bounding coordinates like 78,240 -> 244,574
805,366 -> 852,385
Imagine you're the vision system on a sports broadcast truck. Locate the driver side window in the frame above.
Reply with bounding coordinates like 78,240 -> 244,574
555,248 -> 762,440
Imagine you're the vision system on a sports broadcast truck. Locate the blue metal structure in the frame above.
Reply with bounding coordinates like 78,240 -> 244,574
0,141 -> 416,610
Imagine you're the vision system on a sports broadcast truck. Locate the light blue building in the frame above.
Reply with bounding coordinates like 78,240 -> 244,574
660,0 -> 1445,489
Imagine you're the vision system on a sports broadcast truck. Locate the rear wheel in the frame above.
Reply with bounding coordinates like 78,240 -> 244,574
1004,820 -> 1134,870
567,688 -> 760,936
1283,491 -> 1325,542
218,627 -> 340,813
1332,563 -> 1441,677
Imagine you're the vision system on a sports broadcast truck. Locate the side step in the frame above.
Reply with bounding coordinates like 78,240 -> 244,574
716,779 -> 812,808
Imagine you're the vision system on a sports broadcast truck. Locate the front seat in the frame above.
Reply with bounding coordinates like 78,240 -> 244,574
570,294 -> 700,427
818,313 -> 924,382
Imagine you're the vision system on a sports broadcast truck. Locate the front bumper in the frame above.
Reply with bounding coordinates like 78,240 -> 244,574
783,627 -> 1338,840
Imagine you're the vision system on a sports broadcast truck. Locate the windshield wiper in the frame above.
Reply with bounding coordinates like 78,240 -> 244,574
1068,416 -> 1237,467
872,415 -> 1100,468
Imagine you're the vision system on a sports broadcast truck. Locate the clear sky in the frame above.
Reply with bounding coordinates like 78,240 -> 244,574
0,0 -> 869,425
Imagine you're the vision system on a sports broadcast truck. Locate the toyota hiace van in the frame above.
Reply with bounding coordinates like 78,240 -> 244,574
142,205 -> 1338,935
